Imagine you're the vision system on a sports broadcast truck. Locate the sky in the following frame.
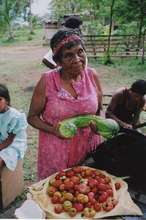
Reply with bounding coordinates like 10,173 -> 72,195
31,0 -> 51,17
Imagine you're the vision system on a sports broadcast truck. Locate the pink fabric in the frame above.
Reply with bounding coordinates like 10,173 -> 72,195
38,67 -> 102,180
53,35 -> 81,56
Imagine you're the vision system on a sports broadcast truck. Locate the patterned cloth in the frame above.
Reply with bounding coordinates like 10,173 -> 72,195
0,107 -> 27,170
38,67 -> 102,180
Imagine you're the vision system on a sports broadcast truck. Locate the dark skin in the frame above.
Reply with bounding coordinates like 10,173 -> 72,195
0,97 -> 16,168
28,43 -> 103,137
0,133 -> 15,151
106,88 -> 145,129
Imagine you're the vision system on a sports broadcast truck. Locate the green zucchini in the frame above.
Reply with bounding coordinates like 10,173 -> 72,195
58,115 -> 120,139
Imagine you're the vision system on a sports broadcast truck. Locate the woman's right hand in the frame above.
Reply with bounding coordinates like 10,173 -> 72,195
49,124 -> 66,139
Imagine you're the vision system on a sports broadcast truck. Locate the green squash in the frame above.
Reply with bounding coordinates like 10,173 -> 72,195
58,115 -> 120,139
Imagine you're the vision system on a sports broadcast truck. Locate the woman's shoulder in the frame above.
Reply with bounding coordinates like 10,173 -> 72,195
85,66 -> 100,84
42,68 -> 59,78
86,66 -> 96,74
85,67 -> 100,78
41,68 -> 60,90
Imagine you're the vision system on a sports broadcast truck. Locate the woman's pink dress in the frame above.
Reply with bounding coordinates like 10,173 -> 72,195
38,67 -> 102,179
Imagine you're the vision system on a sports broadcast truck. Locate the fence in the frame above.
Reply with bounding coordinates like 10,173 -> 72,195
82,34 -> 146,60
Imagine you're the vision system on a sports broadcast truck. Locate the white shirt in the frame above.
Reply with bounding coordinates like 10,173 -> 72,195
43,49 -> 56,66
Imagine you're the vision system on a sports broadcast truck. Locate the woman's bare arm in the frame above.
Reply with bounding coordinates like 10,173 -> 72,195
27,76 -> 55,134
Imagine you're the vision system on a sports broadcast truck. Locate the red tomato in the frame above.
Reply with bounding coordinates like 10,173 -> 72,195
47,186 -> 57,197
52,179 -> 62,188
55,174 -> 61,180
73,202 -> 84,212
98,192 -> 108,203
77,183 -> 90,194
64,178 -> 71,184
112,199 -> 118,207
115,182 -> 121,190
72,166 -> 82,174
85,201 -> 93,208
70,176 -> 80,184
59,183 -> 65,191
54,204 -> 63,214
88,192 -> 95,200
64,181 -> 74,190
89,198 -> 96,205
51,195 -> 60,204
88,179 -> 98,188
106,189 -> 113,197
103,202 -> 114,212
84,169 -> 92,177
94,202 -> 101,212
99,173 -> 106,179
65,170 -> 75,177
91,187 -> 98,193
55,171 -> 65,179
98,183 -> 107,191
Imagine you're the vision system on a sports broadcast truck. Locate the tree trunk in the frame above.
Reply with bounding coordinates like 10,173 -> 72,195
7,22 -> 14,40
141,29 -> 146,64
5,0 -> 14,40
28,0 -> 34,35
136,0 -> 144,58
137,0 -> 144,48
105,0 -> 115,64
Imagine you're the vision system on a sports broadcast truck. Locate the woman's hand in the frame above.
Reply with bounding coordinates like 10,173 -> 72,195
49,124 -> 66,139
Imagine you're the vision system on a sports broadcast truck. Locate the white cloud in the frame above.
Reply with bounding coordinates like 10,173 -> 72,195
31,0 -> 51,17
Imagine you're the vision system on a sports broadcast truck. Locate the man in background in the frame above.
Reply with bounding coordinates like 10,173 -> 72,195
42,16 -> 83,69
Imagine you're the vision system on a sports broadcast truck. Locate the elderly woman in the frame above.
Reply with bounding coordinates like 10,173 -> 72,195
27,30 -> 103,180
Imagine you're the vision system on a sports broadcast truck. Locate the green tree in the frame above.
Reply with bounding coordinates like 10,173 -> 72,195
0,0 -> 28,40
115,0 -> 146,47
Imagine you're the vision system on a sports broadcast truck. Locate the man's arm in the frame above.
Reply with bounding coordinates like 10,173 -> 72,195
42,58 -> 56,69
106,91 -> 133,129
42,50 -> 57,69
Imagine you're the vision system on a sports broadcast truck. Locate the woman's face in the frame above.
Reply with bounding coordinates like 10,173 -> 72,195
0,97 -> 8,112
59,44 -> 86,76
